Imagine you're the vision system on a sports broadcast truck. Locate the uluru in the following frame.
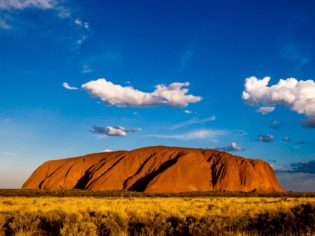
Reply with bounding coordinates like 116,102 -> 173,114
22,146 -> 284,193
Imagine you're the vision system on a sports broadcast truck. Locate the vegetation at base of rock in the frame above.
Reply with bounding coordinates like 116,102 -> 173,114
0,195 -> 315,235
1,189 -> 315,197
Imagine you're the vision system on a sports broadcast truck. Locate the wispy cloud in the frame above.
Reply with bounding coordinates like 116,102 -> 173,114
91,126 -> 141,137
62,82 -> 78,90
271,120 -> 281,129
82,78 -> 202,107
74,18 -> 89,30
258,134 -> 274,142
0,0 -> 56,10
170,116 -> 216,130
82,64 -> 92,74
257,106 -> 275,115
148,129 -> 226,141
0,151 -> 17,158
0,0 -> 90,52
0,0 -> 59,30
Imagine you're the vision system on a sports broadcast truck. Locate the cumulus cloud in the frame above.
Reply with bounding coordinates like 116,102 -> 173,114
242,76 -> 315,127
218,142 -> 244,152
91,126 -> 141,137
148,129 -> 225,141
62,82 -> 78,90
82,78 -> 202,107
0,0 -> 56,10
257,106 -> 275,115
170,116 -> 216,130
258,134 -> 274,142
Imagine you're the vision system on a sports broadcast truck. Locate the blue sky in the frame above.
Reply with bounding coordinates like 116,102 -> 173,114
1,0 -> 315,190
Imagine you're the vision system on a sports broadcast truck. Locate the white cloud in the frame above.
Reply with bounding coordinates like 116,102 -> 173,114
148,129 -> 225,141
62,82 -> 78,90
91,126 -> 141,137
74,18 -> 89,30
76,35 -> 87,46
74,18 -> 82,25
257,106 -> 275,115
219,142 -> 244,152
170,115 -> 216,130
82,78 -> 202,107
101,149 -> 113,152
184,109 -> 192,114
83,22 -> 89,30
243,76 -> 315,127
0,0 -> 56,10
258,134 -> 274,142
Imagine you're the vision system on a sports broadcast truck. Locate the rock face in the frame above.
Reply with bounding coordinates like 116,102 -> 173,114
23,146 -> 284,192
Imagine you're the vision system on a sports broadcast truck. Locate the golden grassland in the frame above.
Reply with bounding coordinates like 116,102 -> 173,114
1,196 -> 315,219
1,191 -> 315,235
